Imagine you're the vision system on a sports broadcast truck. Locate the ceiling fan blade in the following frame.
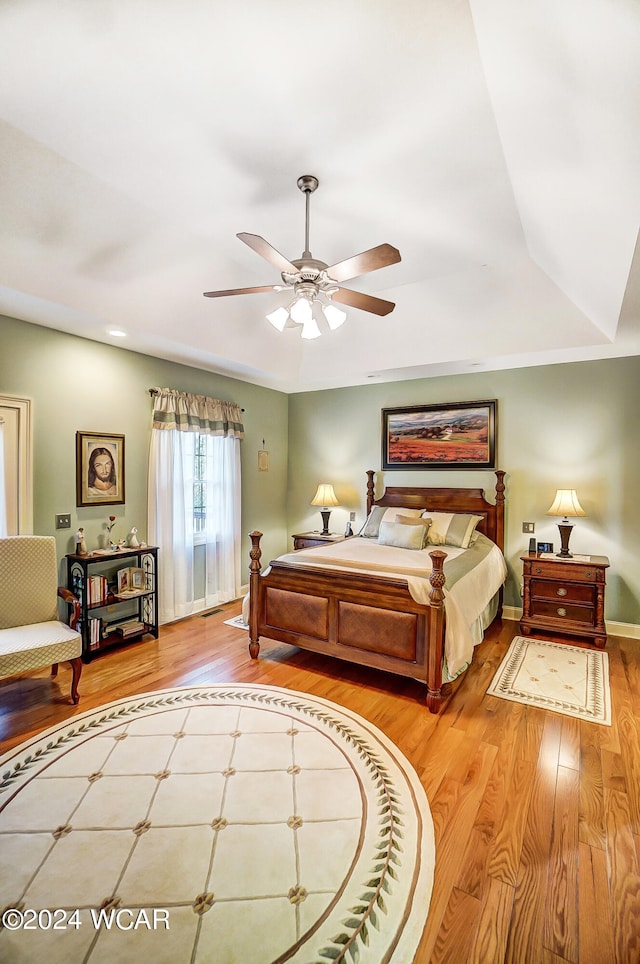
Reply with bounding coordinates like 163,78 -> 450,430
237,233 -> 298,274
203,285 -> 279,298
331,287 -> 396,316
325,243 -> 401,284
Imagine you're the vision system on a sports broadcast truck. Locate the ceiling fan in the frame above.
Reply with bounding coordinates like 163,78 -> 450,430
203,175 -> 401,339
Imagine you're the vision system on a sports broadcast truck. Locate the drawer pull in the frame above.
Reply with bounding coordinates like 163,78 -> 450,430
557,607 -> 567,617
556,587 -> 568,597
534,567 -> 541,574
585,571 -> 592,578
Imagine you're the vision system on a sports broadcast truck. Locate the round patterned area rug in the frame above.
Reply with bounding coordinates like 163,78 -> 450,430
0,685 -> 435,963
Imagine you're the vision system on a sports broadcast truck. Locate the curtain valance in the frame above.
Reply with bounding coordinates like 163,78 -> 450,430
151,389 -> 244,438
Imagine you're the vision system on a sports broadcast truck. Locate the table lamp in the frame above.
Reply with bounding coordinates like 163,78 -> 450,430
546,489 -> 586,558
311,483 -> 340,535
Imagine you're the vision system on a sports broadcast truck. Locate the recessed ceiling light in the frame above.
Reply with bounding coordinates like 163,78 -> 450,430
107,328 -> 127,338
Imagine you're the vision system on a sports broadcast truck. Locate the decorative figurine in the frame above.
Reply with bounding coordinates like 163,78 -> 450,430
75,528 -> 87,555
128,526 -> 139,547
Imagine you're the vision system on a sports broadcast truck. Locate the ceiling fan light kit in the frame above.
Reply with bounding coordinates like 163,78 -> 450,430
204,175 -> 401,338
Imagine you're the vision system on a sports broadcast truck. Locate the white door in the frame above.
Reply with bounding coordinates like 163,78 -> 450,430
0,394 -> 33,534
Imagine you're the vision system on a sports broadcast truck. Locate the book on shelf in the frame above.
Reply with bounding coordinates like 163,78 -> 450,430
87,574 -> 108,605
89,617 -> 102,649
115,619 -> 146,638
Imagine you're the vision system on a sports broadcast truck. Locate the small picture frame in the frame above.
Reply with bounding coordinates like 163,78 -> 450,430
117,568 -> 130,593
76,432 -> 125,507
131,568 -> 144,591
537,541 -> 554,553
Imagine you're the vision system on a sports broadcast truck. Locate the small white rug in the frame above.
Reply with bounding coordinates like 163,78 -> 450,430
487,636 -> 611,725
0,684 -> 435,962
223,614 -> 248,631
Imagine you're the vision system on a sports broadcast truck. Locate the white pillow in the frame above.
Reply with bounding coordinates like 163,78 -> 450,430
378,520 -> 426,550
360,505 -> 387,538
395,515 -> 432,548
360,505 -> 424,538
422,511 -> 483,549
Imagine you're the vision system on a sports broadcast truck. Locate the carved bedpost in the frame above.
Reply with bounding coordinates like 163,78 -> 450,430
366,470 -> 375,516
248,531 -> 263,659
426,549 -> 447,713
494,470 -> 506,551
494,470 -> 506,618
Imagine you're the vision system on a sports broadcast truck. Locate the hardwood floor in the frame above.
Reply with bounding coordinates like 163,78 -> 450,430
2,606 -> 639,963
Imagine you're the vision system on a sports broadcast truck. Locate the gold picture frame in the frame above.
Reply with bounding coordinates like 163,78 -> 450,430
76,431 -> 125,506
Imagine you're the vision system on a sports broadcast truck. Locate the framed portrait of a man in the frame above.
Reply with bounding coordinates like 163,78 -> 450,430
76,432 -> 125,506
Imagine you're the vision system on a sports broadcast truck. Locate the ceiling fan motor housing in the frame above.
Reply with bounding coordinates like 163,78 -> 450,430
293,282 -> 318,303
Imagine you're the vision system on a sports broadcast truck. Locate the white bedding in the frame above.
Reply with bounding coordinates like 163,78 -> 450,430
273,533 -> 507,679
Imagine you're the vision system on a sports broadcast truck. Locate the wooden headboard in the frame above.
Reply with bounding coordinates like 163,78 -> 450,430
366,469 -> 506,551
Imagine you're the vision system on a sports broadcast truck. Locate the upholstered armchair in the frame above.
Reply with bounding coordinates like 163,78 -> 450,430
0,536 -> 83,704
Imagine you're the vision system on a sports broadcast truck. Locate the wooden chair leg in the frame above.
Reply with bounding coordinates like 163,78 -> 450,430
68,657 -> 82,705
51,663 -> 59,679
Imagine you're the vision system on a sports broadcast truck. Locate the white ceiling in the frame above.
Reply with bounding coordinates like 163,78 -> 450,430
1,0 -> 639,393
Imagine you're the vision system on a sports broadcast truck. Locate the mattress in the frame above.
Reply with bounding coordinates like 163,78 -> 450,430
272,532 -> 508,678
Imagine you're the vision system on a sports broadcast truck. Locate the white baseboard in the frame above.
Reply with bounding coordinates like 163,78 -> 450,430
502,605 -> 640,640
605,620 -> 640,640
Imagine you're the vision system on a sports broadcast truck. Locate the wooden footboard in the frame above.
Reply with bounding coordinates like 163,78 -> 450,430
248,530 -> 448,712
248,469 -> 505,713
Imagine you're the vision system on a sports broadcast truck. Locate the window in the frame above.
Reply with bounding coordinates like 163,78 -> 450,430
193,434 -> 207,534
148,389 -> 243,623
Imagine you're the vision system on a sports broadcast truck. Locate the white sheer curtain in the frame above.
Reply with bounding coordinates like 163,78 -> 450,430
147,389 -> 243,624
0,419 -> 7,538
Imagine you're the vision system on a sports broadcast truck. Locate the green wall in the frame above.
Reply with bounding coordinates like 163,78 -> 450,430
0,316 -> 289,581
2,313 -> 639,628
287,356 -> 640,626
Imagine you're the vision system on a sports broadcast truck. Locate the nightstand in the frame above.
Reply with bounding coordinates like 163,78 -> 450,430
292,532 -> 350,550
520,552 -> 609,648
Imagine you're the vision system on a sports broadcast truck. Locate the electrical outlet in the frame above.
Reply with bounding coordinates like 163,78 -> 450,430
522,521 -> 535,534
55,513 -> 71,529
349,512 -> 356,522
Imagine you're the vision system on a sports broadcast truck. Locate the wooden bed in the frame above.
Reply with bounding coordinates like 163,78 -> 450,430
248,469 -> 506,712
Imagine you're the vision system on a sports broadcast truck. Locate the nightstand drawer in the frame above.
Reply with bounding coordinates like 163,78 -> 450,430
531,599 -> 596,625
292,533 -> 349,550
294,536 -> 326,550
530,579 -> 595,605
529,561 -> 598,582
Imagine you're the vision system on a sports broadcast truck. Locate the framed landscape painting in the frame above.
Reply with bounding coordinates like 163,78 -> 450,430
382,400 -> 497,470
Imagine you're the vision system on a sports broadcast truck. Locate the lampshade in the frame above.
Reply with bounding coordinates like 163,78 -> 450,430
265,293 -> 348,338
547,489 -> 586,520
266,306 -> 289,331
300,316 -> 321,340
290,296 -> 313,325
311,483 -> 340,507
322,303 -> 347,330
